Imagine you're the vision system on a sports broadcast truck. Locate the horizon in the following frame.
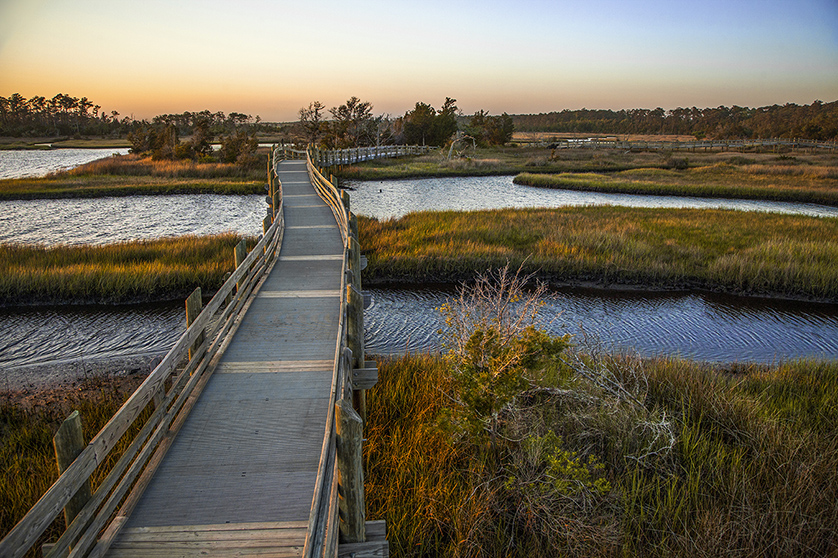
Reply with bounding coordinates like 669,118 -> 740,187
1,0 -> 837,122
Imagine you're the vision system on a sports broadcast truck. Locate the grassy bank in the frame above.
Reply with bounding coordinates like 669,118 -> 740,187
0,154 -> 266,199
0,374 -> 148,556
335,147 -> 670,180
0,233 -> 252,306
515,161 -> 838,207
366,352 -> 838,557
359,207 -> 838,301
337,146 -> 837,193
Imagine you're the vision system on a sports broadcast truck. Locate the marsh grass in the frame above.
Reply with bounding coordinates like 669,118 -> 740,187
0,374 -> 152,557
359,207 -> 838,300
366,353 -> 838,557
515,160 -> 838,207
335,147 -> 666,180
0,154 -> 266,199
0,233 -> 254,305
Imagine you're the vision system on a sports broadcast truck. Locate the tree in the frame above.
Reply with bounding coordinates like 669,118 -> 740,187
464,110 -> 514,146
299,100 -> 325,144
326,96 -> 374,148
402,98 -> 459,146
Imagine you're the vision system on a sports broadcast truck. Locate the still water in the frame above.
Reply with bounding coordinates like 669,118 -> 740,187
347,175 -> 838,219
0,148 -> 130,179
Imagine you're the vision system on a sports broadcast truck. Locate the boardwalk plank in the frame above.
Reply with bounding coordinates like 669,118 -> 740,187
109,159 -> 344,553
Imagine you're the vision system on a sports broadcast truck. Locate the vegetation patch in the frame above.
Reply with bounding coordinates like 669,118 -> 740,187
0,233 -> 253,306
365,270 -> 838,557
0,373 -> 149,556
515,162 -> 838,207
359,206 -> 838,301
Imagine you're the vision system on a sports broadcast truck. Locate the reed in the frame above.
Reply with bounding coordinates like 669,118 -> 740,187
0,154 -> 267,199
515,166 -> 838,207
0,234 -> 253,305
365,352 -> 838,557
359,207 -> 838,301
0,375 -> 149,557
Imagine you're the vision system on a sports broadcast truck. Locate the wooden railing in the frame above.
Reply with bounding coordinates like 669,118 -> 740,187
0,148 -> 287,558
301,145 -> 375,558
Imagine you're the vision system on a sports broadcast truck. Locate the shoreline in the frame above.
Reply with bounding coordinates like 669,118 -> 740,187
363,274 -> 838,305
0,354 -> 156,408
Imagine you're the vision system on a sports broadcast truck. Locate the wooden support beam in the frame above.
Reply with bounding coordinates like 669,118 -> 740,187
352,366 -> 378,391
335,400 -> 365,544
52,411 -> 92,530
338,521 -> 388,558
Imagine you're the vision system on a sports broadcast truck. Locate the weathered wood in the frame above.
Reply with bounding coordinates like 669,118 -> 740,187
335,400 -> 365,544
185,287 -> 203,362
52,411 -> 91,530
346,284 -> 364,370
235,239 -> 248,293
351,366 -> 378,391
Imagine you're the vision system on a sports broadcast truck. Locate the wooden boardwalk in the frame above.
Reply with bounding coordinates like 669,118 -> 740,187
107,160 -> 344,557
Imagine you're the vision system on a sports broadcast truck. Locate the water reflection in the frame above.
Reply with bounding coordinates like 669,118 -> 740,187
365,287 -> 838,363
347,175 -> 838,220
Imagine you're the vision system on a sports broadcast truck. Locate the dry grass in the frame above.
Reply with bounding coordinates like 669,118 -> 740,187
0,374 -> 150,557
0,154 -> 267,199
366,351 -> 838,557
359,206 -> 838,301
0,233 -> 253,305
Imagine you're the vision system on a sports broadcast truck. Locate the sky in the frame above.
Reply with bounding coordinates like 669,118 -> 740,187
1,0 -> 837,122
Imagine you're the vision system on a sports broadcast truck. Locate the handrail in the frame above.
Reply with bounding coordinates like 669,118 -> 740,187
0,147 -> 286,558
301,145 -> 351,558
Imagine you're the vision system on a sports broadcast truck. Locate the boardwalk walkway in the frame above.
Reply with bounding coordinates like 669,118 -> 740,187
107,160 -> 344,557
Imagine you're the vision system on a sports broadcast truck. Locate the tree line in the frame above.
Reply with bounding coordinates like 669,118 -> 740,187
298,97 -> 514,149
512,100 -> 838,141
0,92 -> 285,139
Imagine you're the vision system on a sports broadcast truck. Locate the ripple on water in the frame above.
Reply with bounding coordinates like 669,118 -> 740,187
0,194 -> 266,246
364,288 -> 838,363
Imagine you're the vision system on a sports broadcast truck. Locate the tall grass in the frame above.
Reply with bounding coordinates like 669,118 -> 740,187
0,233 -> 253,305
0,375 -> 150,557
62,154 -> 265,180
515,161 -> 838,207
365,353 -> 838,557
359,207 -> 838,301
0,154 -> 267,199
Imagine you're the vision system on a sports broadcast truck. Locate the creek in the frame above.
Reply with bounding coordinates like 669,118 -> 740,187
1,158 -> 836,388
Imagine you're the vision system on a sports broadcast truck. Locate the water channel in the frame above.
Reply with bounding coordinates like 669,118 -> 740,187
0,147 -> 130,179
1,152 -> 836,388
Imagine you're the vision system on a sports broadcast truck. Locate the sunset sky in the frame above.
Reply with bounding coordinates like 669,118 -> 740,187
1,0 -> 836,122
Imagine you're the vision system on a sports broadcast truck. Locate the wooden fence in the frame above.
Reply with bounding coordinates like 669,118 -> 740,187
276,144 -> 435,167
0,149 -> 286,558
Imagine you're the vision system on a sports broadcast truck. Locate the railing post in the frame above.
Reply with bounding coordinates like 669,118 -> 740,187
186,287 -> 204,362
335,399 -> 365,544
234,239 -> 247,293
53,411 -> 92,530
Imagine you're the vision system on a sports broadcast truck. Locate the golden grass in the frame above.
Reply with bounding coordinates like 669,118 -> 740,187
0,234 -> 253,305
366,353 -> 838,557
0,154 -> 267,199
359,207 -> 838,301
